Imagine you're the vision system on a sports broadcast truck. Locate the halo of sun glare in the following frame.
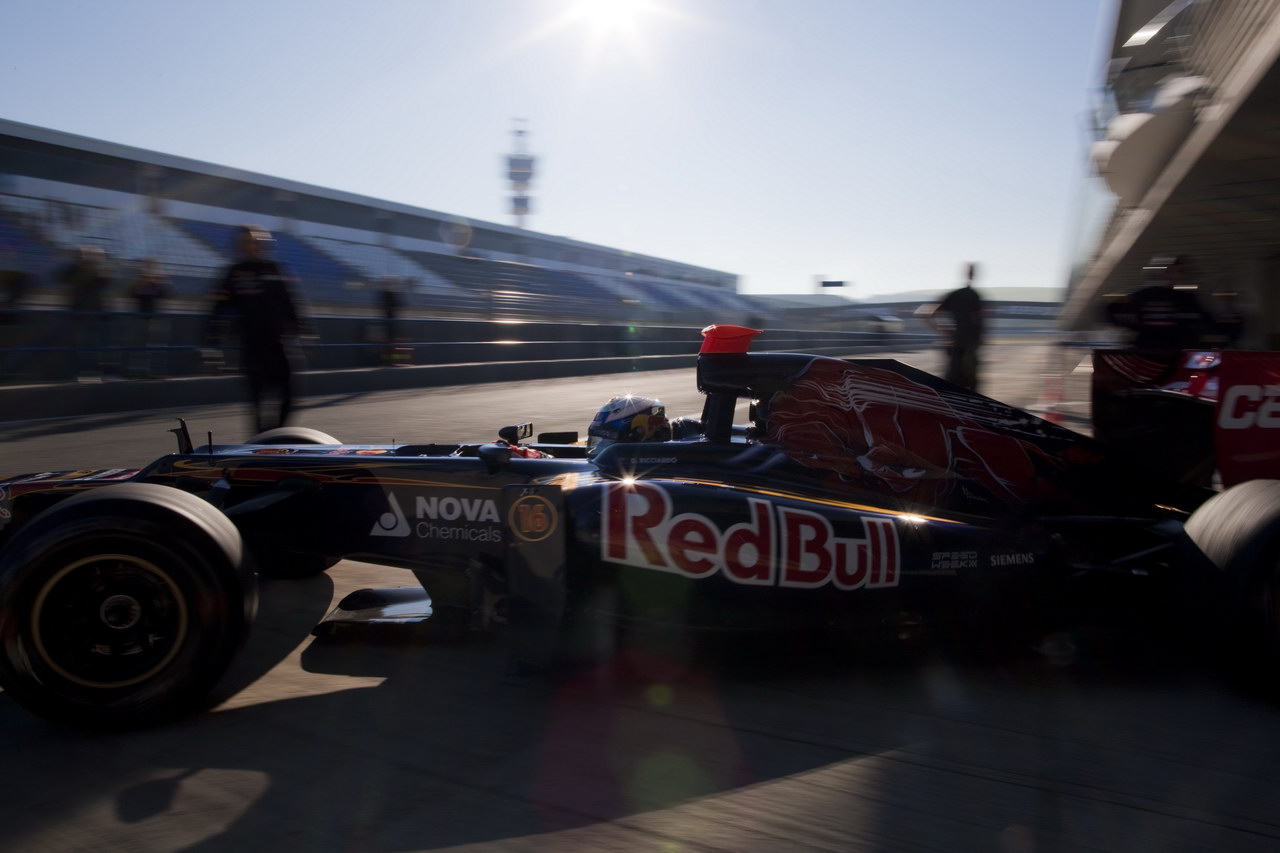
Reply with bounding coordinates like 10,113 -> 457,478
574,0 -> 653,35
513,0 -> 688,77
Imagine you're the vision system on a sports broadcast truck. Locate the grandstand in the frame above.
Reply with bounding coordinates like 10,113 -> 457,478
0,118 -> 767,324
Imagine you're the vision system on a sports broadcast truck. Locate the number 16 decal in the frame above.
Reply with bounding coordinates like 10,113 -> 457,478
509,494 -> 559,543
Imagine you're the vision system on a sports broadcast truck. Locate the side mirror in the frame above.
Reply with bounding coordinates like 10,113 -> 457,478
498,422 -> 534,444
478,443 -> 512,473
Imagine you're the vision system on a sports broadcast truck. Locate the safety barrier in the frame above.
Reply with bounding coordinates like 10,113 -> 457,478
0,308 -> 930,385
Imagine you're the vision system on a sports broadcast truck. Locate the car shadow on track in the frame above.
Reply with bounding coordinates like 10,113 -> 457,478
207,572 -> 337,707
0,614 -> 1273,852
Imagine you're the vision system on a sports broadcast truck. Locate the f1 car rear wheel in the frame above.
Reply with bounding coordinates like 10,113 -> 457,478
247,426 -> 342,445
0,484 -> 254,729
1184,479 -> 1280,668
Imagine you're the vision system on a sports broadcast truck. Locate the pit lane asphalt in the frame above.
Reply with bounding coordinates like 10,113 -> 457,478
3,340 -> 1278,853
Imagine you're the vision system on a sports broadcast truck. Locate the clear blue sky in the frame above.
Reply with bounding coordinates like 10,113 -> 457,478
1,0 -> 1108,297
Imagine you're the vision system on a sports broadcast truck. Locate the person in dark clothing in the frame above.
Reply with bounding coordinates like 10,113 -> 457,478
206,226 -> 310,435
927,262 -> 985,390
129,258 -> 170,377
0,242 -> 31,380
0,247 -> 29,323
377,275 -> 405,365
1107,255 -> 1213,353
130,257 -> 169,314
59,246 -> 113,379
61,246 -> 111,313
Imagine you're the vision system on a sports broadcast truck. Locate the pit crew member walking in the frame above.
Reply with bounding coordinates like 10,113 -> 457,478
926,262 -> 985,391
205,225 -> 312,435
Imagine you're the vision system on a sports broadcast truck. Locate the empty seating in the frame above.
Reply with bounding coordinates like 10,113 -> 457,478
305,236 -> 455,291
173,219 -> 360,303
402,250 -> 495,292
4,195 -> 755,323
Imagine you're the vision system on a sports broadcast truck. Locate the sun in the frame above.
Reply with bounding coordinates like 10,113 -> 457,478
572,0 -> 655,36
510,0 -> 688,76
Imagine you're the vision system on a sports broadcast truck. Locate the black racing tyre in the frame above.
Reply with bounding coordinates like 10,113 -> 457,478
0,483 -> 255,729
246,427 -> 342,445
252,549 -> 339,580
1184,479 -> 1280,667
239,430 -> 341,579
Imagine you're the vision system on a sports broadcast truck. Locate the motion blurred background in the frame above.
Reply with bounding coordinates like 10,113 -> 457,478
7,4 -> 1280,851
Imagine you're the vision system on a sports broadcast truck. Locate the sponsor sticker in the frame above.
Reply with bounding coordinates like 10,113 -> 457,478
370,492 -> 503,543
1216,353 -> 1280,486
0,485 -> 10,529
508,494 -> 559,543
602,481 -> 899,590
11,469 -> 132,484
19,471 -> 88,482
371,493 -> 411,537
930,551 -> 978,571
989,552 -> 1035,567
83,468 -> 131,480
1217,384 -> 1280,430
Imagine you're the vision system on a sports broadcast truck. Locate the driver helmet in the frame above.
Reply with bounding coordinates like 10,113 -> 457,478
587,395 -> 671,456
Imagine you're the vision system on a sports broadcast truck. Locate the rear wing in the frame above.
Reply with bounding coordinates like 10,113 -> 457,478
1092,350 -> 1280,487
1215,352 -> 1280,486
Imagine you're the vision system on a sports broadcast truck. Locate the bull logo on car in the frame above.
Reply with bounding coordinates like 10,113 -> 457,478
602,481 -> 899,589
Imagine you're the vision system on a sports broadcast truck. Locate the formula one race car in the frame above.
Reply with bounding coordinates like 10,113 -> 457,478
2,325 -> 1279,729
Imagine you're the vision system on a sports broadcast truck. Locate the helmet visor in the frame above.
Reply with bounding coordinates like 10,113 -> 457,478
587,434 -> 615,457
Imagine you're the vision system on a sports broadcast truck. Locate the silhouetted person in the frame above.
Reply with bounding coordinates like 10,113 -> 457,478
129,258 -> 170,377
378,276 -> 403,365
206,226 -> 310,435
59,246 -> 113,379
0,242 -> 28,324
927,262 -> 984,390
130,257 -> 169,314
1106,255 -> 1213,354
0,241 -> 30,379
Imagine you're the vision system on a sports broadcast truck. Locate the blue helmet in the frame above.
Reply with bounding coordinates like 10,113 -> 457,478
587,396 -> 671,456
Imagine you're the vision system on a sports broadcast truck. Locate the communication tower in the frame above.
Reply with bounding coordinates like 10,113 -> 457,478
505,119 -> 535,229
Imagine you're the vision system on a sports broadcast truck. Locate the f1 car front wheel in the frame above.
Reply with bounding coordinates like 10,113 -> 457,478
247,427 -> 342,445
0,484 -> 254,729
1185,479 -> 1280,669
